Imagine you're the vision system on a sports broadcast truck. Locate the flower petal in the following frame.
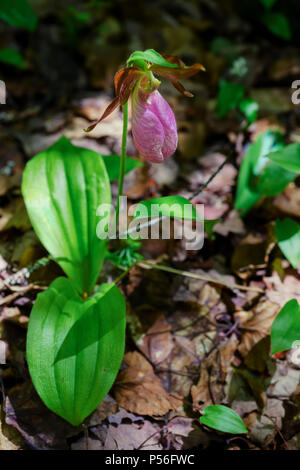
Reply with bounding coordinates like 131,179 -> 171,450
131,89 -> 177,163
84,96 -> 120,132
115,67 -> 141,104
169,78 -> 194,97
149,62 -> 205,98
147,90 -> 178,158
85,68 -> 142,133
132,100 -> 165,163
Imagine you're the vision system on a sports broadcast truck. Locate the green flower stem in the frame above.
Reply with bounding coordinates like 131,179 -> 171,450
115,101 -> 128,223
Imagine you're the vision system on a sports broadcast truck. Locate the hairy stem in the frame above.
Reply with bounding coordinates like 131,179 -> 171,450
115,101 -> 128,222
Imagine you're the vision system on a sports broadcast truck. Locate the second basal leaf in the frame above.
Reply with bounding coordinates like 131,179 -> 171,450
22,136 -> 111,295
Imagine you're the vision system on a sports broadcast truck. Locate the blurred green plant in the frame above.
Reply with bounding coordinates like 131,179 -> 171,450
106,239 -> 143,269
275,218 -> 300,269
62,5 -> 91,44
216,57 -> 259,125
235,131 -> 299,215
260,0 -> 291,40
271,299 -> 300,354
0,0 -> 38,30
216,79 -> 259,124
0,48 -> 26,69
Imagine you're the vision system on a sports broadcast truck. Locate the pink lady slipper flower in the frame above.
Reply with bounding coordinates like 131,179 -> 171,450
131,76 -> 177,163
85,50 -> 205,163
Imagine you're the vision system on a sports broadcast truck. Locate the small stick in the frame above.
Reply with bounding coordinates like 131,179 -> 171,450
138,260 -> 264,294
189,154 -> 231,200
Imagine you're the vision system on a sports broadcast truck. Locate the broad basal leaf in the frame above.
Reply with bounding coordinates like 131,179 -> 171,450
271,299 -> 300,354
27,277 -> 126,426
22,136 -> 111,295
200,405 -> 248,434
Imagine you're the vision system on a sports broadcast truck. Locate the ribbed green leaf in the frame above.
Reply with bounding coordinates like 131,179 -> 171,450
27,277 -> 126,426
22,136 -> 111,295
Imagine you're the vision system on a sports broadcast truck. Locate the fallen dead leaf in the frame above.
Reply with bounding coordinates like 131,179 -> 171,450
4,382 -> 77,450
214,210 -> 246,237
244,398 -> 285,446
114,351 -> 178,416
0,407 -> 24,450
136,315 -> 174,365
267,361 -> 300,398
104,420 -> 162,450
157,335 -> 199,399
273,185 -> 300,218
236,300 -> 279,356
71,437 -> 103,450
191,337 -> 238,409
264,272 -> 300,307
85,395 -> 118,427
231,233 -> 268,276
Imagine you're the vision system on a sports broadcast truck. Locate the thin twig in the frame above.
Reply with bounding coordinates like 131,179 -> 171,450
114,261 -> 137,285
138,260 -> 264,293
0,284 -> 44,306
189,153 -> 232,200
136,421 -> 175,450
